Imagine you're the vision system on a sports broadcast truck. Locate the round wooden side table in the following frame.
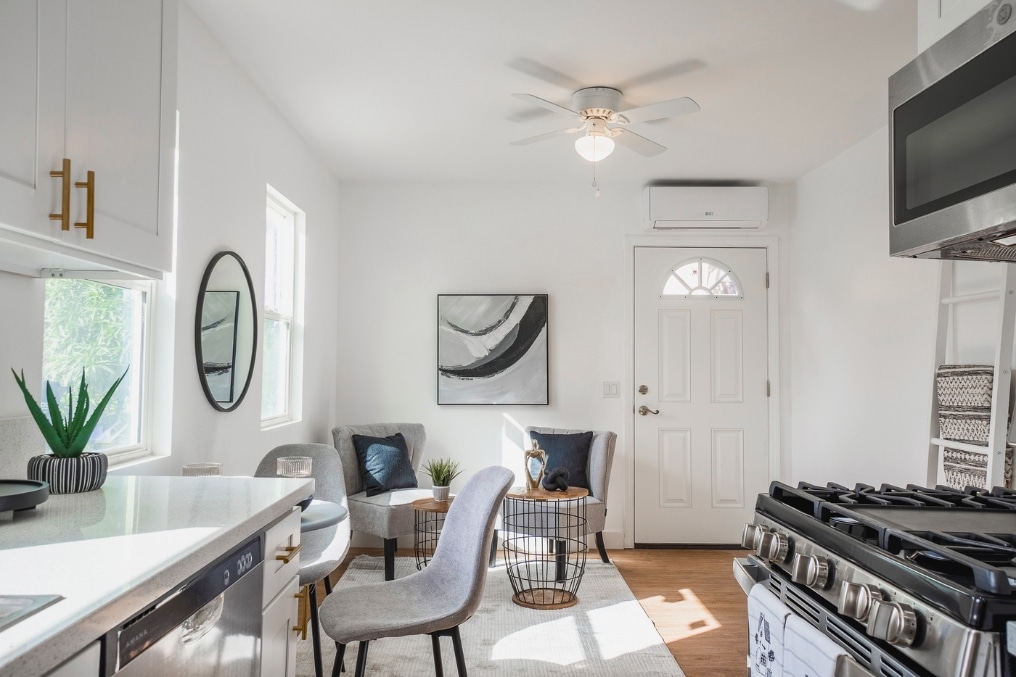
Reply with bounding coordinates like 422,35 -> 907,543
502,486 -> 588,609
412,496 -> 453,570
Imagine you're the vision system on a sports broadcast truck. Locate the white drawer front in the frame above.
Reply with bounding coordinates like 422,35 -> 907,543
263,507 -> 301,605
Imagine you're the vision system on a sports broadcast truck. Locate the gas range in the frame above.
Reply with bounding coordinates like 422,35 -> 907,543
739,482 -> 1016,677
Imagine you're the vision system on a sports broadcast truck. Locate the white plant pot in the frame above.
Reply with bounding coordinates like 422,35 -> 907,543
432,485 -> 450,502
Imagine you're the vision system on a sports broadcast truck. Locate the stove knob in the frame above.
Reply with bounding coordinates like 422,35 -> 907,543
837,582 -> 882,621
866,598 -> 918,647
741,524 -> 766,551
757,531 -> 790,563
791,553 -> 830,589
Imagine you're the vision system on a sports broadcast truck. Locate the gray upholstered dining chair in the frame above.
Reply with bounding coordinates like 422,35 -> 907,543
318,465 -> 514,677
509,426 -> 617,562
255,443 -> 351,677
331,423 -> 431,580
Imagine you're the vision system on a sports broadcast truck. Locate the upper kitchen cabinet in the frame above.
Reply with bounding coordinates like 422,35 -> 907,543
0,0 -> 177,279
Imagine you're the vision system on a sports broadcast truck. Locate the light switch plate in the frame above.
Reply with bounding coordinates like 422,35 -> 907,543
602,382 -> 620,398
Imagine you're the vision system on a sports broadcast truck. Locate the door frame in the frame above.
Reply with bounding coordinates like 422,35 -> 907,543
623,234 -> 783,548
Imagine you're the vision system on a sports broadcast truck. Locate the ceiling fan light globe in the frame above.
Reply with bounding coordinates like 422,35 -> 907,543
574,134 -> 615,162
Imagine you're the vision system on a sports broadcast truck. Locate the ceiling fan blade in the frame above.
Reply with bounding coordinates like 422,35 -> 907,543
612,128 -> 666,157
510,125 -> 585,146
507,58 -> 585,91
512,93 -> 581,118
617,97 -> 700,125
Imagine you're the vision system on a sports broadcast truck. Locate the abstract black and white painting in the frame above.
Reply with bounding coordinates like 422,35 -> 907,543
200,290 -> 240,403
437,294 -> 549,405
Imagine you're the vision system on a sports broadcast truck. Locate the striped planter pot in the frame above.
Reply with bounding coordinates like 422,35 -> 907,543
27,452 -> 108,494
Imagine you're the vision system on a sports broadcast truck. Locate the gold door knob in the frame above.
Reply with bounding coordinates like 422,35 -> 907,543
638,405 -> 660,416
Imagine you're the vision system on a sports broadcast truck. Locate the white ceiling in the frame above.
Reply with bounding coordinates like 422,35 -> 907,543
185,0 -> 917,187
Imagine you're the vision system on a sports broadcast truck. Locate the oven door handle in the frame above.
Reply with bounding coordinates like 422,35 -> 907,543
732,557 -> 761,595
836,655 -> 876,677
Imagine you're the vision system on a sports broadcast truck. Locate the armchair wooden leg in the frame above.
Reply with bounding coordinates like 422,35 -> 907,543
383,538 -> 397,581
595,531 -> 610,563
431,633 -> 445,677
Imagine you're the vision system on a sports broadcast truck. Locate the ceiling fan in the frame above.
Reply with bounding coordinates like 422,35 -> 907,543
510,86 -> 700,161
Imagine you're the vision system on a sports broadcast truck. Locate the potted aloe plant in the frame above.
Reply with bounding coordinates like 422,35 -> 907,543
11,367 -> 127,494
422,458 -> 463,502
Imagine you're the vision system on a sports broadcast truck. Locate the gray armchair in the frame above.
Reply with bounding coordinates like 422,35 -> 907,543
331,423 -> 431,581
319,466 -> 514,677
522,426 -> 617,562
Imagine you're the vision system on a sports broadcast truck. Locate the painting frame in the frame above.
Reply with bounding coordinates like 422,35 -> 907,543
437,294 -> 549,405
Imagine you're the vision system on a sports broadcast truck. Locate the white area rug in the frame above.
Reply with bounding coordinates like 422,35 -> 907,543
297,555 -> 685,676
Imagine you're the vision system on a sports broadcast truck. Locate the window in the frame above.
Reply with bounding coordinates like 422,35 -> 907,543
42,278 -> 151,462
662,258 -> 742,298
262,186 -> 305,426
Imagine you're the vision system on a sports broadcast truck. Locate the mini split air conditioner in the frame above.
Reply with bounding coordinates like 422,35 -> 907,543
642,186 -> 769,230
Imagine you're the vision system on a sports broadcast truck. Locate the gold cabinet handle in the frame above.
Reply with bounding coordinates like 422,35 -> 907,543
275,543 -> 301,563
49,158 -> 71,230
292,586 -> 309,640
74,170 -> 95,239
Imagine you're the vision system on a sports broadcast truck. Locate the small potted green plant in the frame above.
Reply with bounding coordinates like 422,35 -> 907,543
11,367 -> 127,494
422,458 -> 463,502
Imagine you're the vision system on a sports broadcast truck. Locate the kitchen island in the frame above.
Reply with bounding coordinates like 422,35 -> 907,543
0,474 -> 312,676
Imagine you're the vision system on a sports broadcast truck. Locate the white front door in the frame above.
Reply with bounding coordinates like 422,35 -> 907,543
633,246 -> 770,544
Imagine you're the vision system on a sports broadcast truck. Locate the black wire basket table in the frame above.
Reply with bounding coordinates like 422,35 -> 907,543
413,496 -> 453,570
502,486 -> 588,609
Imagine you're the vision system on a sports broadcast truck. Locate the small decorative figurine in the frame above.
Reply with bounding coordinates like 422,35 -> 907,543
524,439 -> 547,491
542,467 -> 570,491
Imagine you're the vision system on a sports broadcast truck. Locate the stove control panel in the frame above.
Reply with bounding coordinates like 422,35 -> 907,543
791,553 -> 830,589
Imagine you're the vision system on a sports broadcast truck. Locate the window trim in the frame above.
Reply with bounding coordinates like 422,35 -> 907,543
262,185 -> 305,429
661,257 -> 744,299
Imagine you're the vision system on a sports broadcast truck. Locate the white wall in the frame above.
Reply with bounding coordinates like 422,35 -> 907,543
788,127 -> 940,484
334,182 -> 635,544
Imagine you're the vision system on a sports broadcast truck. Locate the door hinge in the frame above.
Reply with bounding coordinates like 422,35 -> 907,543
767,380 -> 771,397
765,272 -> 770,289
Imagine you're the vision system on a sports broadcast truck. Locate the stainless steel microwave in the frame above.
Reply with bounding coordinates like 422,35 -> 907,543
889,0 -> 1016,261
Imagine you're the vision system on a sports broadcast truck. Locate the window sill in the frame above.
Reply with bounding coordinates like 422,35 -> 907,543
261,415 -> 296,432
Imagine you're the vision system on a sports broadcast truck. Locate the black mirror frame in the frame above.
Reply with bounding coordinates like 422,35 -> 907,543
194,250 -> 258,412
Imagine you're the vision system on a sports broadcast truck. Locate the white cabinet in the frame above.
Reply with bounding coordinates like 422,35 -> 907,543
262,575 -> 300,677
0,0 -> 177,279
262,508 -> 301,677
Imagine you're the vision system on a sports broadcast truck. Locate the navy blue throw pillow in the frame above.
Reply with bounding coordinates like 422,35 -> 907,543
531,431 -> 593,491
351,432 -> 418,497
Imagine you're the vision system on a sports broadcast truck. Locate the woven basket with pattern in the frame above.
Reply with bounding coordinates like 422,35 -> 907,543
939,407 -> 992,445
942,446 -> 1013,490
936,365 -> 994,408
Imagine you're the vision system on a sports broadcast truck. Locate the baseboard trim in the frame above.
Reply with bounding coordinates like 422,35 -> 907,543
635,542 -> 741,549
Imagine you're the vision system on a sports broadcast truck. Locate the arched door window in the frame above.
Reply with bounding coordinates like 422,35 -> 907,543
661,257 -> 742,298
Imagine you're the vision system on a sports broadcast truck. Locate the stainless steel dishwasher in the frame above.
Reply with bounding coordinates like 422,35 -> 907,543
106,535 -> 264,676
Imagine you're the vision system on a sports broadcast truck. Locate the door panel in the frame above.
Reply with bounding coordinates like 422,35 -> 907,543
634,246 -> 769,544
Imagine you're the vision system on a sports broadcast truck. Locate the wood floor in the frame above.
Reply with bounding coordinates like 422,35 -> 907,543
325,547 -> 747,677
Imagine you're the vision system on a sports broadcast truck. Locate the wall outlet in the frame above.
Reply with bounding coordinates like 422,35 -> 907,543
602,382 -> 620,398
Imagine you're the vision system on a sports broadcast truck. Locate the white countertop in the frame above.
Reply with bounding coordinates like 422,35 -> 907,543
0,474 -> 313,676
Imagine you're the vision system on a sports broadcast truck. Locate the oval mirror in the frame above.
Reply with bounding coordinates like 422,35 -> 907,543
195,251 -> 258,412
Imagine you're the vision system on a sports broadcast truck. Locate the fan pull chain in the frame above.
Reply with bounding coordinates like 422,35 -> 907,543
592,161 -> 601,198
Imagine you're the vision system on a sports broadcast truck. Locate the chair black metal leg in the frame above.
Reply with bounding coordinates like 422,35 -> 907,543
323,574 -> 334,595
488,529 -> 498,567
431,634 -> 445,677
595,531 -> 609,563
309,583 -> 324,677
450,626 -> 468,677
354,640 -> 370,677
383,538 -> 398,580
331,643 -> 346,677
